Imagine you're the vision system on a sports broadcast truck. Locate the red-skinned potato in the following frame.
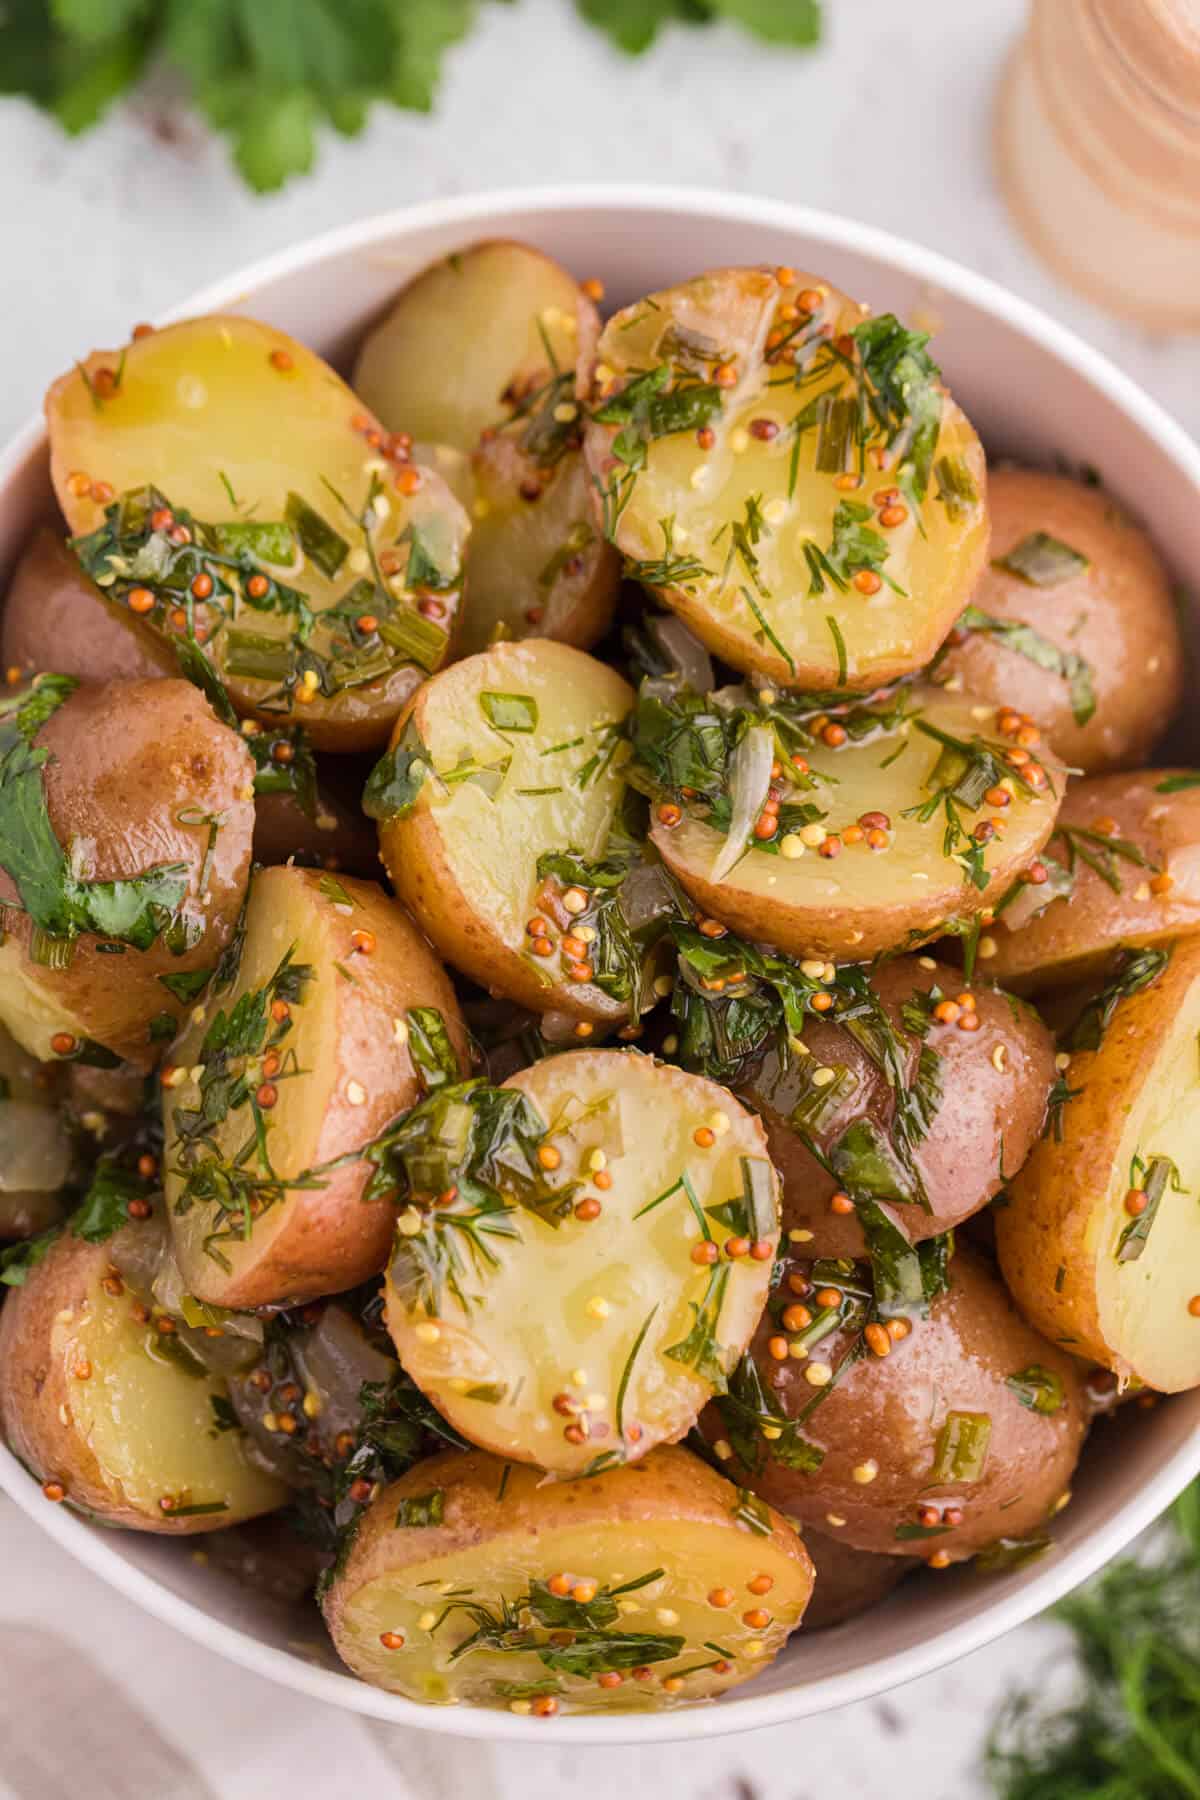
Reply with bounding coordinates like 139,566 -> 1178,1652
801,1529 -> 910,1630
46,316 -> 470,752
997,936 -> 1200,1394
935,469 -> 1183,774
0,677 -> 254,1069
649,688 -> 1064,962
584,267 -> 988,692
2,527 -> 177,684
987,769 -> 1200,990
163,865 -> 469,1309
383,1048 -> 780,1477
321,1445 -> 814,1712
0,1228 -> 288,1531
697,1245 -> 1087,1561
355,243 -> 620,660
738,956 -> 1055,1257
374,640 -> 637,1021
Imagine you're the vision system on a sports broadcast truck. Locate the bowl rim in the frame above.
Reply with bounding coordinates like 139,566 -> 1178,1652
2,180 -> 1199,1744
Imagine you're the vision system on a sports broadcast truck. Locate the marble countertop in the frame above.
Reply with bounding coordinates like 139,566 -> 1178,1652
0,1 -> 1196,1793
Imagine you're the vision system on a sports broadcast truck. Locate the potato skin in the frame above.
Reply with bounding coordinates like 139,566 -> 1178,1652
800,1529 -> 909,1630
166,867 -> 471,1309
2,528 -> 176,684
936,469 -> 1183,774
996,936 -> 1200,1390
0,1230 -> 286,1532
988,769 -> 1200,991
739,957 -> 1056,1257
698,1245 -> 1087,1560
0,679 -> 254,1067
252,787 -> 379,877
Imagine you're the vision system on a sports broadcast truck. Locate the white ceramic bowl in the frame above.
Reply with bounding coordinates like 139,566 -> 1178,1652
2,185 -> 1199,1745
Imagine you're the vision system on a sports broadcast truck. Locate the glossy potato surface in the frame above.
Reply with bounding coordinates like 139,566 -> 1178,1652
800,1529 -> 909,1630
47,316 -> 469,750
998,937 -> 1200,1393
385,1050 -> 779,1475
2,527 -> 176,684
0,1229 -> 287,1531
322,1445 -> 813,1712
354,240 -> 594,452
699,1245 -> 1087,1560
741,956 -> 1055,1256
584,267 -> 988,691
0,1023 -> 69,1239
377,640 -> 635,1019
0,678 -> 254,1067
164,865 -> 469,1309
936,469 -> 1183,773
988,769 -> 1200,990
652,689 -> 1062,960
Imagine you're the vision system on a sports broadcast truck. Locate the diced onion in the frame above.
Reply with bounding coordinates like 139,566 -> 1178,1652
648,614 -> 714,694
711,725 -> 774,885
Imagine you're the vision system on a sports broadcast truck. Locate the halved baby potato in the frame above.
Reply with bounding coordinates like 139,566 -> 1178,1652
986,768 -> 1200,991
0,1024 -> 69,1240
47,316 -> 470,751
383,1049 -> 780,1476
934,468 -> 1183,775
353,240 -> 596,453
163,864 -> 469,1310
650,687 -> 1063,961
997,935 -> 1200,1393
2,527 -> 177,684
740,955 -> 1056,1258
374,640 -> 636,1021
0,1228 -> 287,1530
357,242 -> 619,659
583,267 -> 988,691
321,1444 -> 813,1712
0,677 -> 254,1068
698,1245 -> 1087,1561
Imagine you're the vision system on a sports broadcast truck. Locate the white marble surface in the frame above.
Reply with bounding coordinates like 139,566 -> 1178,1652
0,1 -> 1196,1794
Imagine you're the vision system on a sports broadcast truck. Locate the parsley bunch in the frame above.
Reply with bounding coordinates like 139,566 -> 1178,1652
2,1 -> 821,192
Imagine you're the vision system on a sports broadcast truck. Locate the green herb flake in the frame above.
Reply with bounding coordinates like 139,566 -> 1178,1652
480,691 -> 539,733
994,532 -> 1090,587
1005,1366 -> 1065,1415
930,1410 -> 993,1484
395,1490 -> 445,1528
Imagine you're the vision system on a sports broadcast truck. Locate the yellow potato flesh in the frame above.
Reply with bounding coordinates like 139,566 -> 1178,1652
654,688 -> 1060,958
1093,978 -> 1200,1391
588,269 -> 987,690
385,641 -> 632,1011
353,241 -> 586,452
0,949 -> 91,1061
340,1514 -> 805,1711
47,316 -> 468,745
164,872 -> 338,1289
56,1254 -> 285,1521
385,1050 -> 778,1476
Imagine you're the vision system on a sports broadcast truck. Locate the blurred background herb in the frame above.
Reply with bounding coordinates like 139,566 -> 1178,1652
0,0 -> 821,191
987,1478 -> 1200,1799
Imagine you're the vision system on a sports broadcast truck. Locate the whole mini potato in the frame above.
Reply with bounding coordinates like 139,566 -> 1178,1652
374,640 -> 637,1020
321,1445 -> 814,1712
47,316 -> 470,751
584,267 -> 988,692
0,677 -> 254,1068
0,1228 -> 287,1531
987,769 -> 1200,990
384,1049 -> 780,1476
2,527 -> 176,684
698,1245 -> 1087,1561
800,1529 -> 909,1630
936,469 -> 1183,774
647,687 -> 1063,961
739,956 -> 1055,1257
163,865 -> 469,1309
998,935 -> 1200,1393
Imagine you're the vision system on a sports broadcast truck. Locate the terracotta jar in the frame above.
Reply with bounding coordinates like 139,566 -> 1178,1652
997,0 -> 1200,331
